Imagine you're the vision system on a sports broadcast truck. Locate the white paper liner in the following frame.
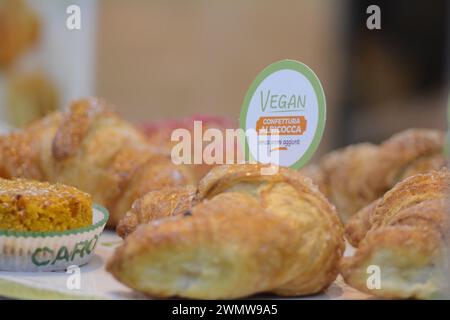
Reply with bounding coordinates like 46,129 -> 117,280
0,204 -> 108,272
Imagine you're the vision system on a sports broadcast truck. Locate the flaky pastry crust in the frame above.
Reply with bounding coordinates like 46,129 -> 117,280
116,185 -> 196,238
301,129 -> 445,223
341,169 -> 450,299
108,164 -> 345,299
0,98 -> 196,227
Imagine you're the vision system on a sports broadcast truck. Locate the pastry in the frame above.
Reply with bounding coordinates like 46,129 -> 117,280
0,178 -> 92,232
108,164 -> 344,299
116,185 -> 196,238
301,129 -> 445,223
344,199 -> 380,248
139,115 -> 238,181
0,0 -> 40,68
0,98 -> 196,227
340,169 -> 450,299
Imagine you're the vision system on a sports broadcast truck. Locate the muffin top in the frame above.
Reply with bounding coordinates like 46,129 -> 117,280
0,178 -> 93,232
0,178 -> 89,199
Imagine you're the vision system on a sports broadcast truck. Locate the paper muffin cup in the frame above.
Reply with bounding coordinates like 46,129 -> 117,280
0,204 -> 109,272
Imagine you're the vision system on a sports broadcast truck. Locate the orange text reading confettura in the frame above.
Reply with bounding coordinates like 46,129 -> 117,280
256,116 -> 307,135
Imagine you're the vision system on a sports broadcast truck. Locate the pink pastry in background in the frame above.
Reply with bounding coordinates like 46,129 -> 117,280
138,115 -> 242,180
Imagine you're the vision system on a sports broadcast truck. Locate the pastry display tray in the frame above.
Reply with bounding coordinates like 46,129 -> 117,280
0,231 -> 371,300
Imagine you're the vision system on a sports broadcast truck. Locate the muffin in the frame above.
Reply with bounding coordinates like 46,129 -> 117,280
0,178 -> 92,232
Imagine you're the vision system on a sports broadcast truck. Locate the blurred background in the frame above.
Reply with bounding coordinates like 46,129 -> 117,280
0,0 -> 448,155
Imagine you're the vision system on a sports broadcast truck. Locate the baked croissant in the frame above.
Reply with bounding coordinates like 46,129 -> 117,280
116,185 -> 197,238
108,164 -> 345,299
341,169 -> 450,299
301,129 -> 445,223
0,98 -> 196,227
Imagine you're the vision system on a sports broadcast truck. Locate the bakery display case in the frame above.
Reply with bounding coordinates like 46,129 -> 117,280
0,0 -> 449,306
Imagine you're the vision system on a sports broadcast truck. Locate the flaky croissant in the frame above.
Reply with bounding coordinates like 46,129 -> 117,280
0,98 -> 196,227
341,169 -> 450,299
108,164 -> 345,299
301,129 -> 445,223
116,185 -> 197,238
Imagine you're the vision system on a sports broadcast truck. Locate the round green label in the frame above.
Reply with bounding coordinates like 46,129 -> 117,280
239,59 -> 326,169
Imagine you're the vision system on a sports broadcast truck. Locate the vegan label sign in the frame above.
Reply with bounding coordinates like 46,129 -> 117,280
240,60 -> 326,168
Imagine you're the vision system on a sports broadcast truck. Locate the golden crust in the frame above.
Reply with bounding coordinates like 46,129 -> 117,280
51,98 -> 113,161
340,225 -> 447,299
198,164 -> 346,296
346,170 -> 450,248
108,193 -> 299,299
0,112 -> 62,180
340,169 -> 450,299
109,164 -> 345,299
397,154 -> 446,182
44,99 -> 185,227
345,199 -> 380,248
0,98 -> 197,228
302,143 -> 387,223
116,185 -> 196,238
370,169 -> 450,229
109,156 -> 195,228
388,199 -> 450,234
381,129 -> 444,171
302,129 -> 445,223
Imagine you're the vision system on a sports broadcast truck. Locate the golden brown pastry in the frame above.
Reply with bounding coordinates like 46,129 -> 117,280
116,185 -> 196,238
340,169 -> 450,299
344,199 -> 380,248
108,164 -> 345,299
302,129 -> 445,223
0,98 -> 196,227
0,0 -> 40,68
